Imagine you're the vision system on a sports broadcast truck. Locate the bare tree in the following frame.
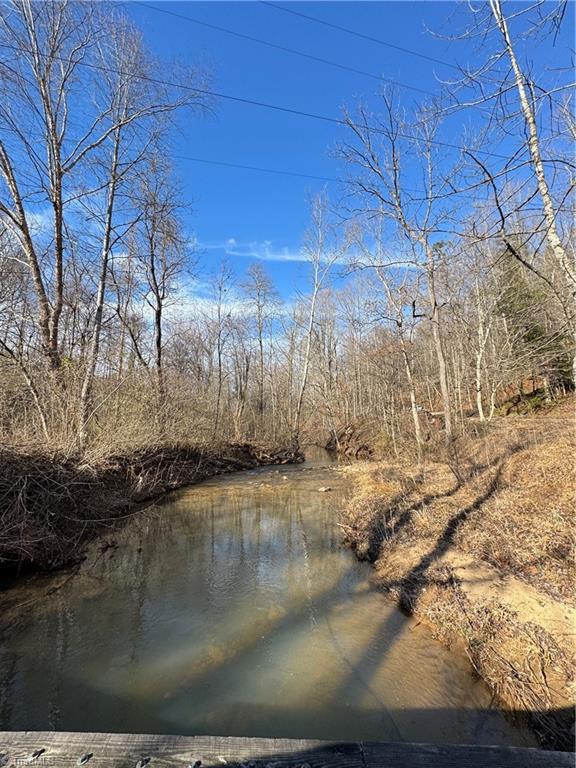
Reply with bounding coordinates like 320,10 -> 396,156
341,96 -> 456,442
438,0 -> 575,383
207,258 -> 235,441
0,2 -> 208,447
241,262 -> 280,427
131,156 -> 189,425
292,193 -> 340,444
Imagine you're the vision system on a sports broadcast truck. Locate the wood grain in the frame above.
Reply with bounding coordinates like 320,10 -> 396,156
0,731 -> 571,768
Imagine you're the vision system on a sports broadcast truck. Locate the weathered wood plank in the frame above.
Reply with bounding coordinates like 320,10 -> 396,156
0,731 -> 571,768
362,739 -> 573,767
2,732 -> 362,768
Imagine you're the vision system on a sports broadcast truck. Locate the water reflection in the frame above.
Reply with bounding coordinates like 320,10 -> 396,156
0,454 -> 535,746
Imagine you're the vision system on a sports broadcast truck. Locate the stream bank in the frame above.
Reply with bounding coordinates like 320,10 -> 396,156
339,413 -> 575,751
0,442 -> 302,578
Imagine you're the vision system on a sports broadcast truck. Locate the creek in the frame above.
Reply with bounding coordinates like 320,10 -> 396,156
0,448 -> 535,746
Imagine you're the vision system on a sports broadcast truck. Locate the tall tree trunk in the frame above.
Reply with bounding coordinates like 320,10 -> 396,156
399,330 -> 423,448
258,325 -> 265,420
426,252 -> 453,443
293,291 -> 317,443
153,302 -> 167,440
49,173 -> 64,367
475,349 -> 485,422
489,0 -> 576,384
78,128 -> 121,448
0,140 -> 58,372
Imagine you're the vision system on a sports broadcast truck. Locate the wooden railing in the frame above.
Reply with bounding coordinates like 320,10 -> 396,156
0,731 -> 571,767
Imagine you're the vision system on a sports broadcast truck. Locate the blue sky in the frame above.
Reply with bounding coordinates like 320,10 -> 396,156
124,1 -> 574,299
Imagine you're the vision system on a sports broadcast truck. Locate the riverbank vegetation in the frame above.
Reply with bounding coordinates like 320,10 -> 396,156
0,443 -> 301,575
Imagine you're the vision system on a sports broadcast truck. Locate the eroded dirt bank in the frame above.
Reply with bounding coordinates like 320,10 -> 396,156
339,406 -> 575,750
0,442 -> 302,577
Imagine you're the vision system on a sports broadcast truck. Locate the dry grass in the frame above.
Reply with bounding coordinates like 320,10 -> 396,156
460,433 -> 575,601
340,399 -> 575,749
342,403 -> 575,602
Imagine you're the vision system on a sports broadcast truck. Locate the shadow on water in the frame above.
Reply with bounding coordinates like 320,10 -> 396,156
0,654 -> 572,752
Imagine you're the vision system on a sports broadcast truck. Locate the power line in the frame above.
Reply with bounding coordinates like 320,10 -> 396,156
174,153 -> 551,211
261,2 -> 575,104
260,1 -> 461,72
0,41 -> 509,160
132,0 -> 574,161
137,0 -> 574,124
132,1 -> 435,98
129,0 -> 541,136
174,153 -> 426,203
174,153 -> 341,183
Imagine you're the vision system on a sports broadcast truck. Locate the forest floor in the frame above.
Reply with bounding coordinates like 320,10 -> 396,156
0,442 -> 302,579
340,396 -> 575,751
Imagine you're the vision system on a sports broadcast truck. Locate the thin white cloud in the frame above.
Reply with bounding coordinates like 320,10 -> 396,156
195,238 -> 418,272
222,239 -> 348,264
226,242 -> 310,263
162,277 -> 251,322
197,238 -> 310,262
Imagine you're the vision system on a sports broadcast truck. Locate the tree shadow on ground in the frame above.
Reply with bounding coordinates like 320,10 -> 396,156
391,465 -> 503,613
359,475 -> 463,564
361,439 -> 530,606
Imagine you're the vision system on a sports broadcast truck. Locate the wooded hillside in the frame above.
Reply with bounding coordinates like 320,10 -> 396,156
0,0 -> 573,455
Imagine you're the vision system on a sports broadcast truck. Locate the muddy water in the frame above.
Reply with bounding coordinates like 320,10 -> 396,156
0,449 -> 534,745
